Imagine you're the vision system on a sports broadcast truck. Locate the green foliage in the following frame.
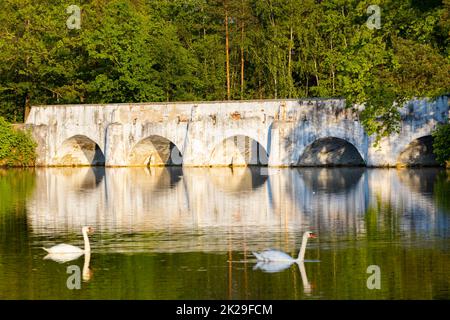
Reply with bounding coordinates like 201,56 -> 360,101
432,123 -> 450,166
0,0 -> 449,141
0,117 -> 36,167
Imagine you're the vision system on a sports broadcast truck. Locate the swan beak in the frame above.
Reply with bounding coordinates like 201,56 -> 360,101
88,227 -> 95,233
309,233 -> 317,239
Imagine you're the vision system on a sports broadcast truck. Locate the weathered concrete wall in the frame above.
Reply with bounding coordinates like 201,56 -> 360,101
25,97 -> 449,167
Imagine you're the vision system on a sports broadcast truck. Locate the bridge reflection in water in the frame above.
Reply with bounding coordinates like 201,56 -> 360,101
27,167 -> 448,254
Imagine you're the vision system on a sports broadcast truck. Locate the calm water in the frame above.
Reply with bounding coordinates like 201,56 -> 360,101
0,167 -> 449,300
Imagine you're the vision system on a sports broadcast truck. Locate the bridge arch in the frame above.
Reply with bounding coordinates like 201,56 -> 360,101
297,137 -> 366,167
128,135 -> 183,167
53,135 -> 105,166
209,135 -> 269,167
396,135 -> 438,167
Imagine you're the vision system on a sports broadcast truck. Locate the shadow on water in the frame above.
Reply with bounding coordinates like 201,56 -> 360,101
396,168 -> 441,194
208,167 -> 268,193
143,166 -> 183,189
434,170 -> 450,213
297,167 -> 365,193
80,167 -> 105,190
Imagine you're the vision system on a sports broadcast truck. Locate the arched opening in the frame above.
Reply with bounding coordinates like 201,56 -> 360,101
397,136 -> 439,167
210,135 -> 268,167
298,137 -> 365,167
54,135 -> 105,166
128,135 -> 182,167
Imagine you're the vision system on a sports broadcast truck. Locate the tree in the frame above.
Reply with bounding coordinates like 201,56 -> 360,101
0,0 -> 448,144
432,124 -> 450,166
81,1 -> 164,102
0,0 -> 82,121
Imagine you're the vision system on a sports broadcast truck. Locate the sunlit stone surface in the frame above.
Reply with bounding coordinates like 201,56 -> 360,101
26,97 -> 448,167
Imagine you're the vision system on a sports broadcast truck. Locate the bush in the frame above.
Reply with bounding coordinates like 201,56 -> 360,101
0,117 -> 36,167
432,123 -> 450,166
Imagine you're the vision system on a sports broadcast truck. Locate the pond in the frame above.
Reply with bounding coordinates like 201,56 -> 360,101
0,167 -> 449,299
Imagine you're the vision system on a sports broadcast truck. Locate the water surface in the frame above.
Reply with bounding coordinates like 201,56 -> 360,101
0,167 -> 449,299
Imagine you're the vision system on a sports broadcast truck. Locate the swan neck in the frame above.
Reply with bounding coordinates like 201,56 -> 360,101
83,229 -> 91,253
297,233 -> 309,262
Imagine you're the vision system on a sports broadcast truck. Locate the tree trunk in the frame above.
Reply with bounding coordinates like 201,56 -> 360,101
225,2 -> 231,100
24,93 -> 30,122
288,26 -> 293,98
24,19 -> 31,122
331,37 -> 335,95
314,58 -> 320,87
240,20 -> 245,100
274,69 -> 278,100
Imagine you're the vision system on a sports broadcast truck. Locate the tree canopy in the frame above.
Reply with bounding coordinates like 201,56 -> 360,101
0,0 -> 449,139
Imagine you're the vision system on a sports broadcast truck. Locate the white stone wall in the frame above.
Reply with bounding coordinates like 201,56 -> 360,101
25,97 -> 449,167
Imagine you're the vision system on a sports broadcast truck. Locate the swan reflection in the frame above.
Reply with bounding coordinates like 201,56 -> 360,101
298,262 -> 312,295
82,251 -> 92,282
253,261 -> 312,295
253,261 -> 294,273
43,251 -> 93,282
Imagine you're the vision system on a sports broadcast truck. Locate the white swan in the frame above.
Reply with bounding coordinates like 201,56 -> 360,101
44,251 -> 83,263
43,226 -> 94,255
44,251 -> 93,281
253,231 -> 317,262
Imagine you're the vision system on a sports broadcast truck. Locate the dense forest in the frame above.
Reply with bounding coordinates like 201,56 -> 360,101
0,0 -> 449,139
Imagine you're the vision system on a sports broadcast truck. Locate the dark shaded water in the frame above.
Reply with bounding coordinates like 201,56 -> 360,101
0,167 -> 449,299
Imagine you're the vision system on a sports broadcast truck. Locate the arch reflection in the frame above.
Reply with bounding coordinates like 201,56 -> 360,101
26,167 -> 449,254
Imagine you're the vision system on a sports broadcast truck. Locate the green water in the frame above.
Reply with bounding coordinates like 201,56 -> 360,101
0,167 -> 449,300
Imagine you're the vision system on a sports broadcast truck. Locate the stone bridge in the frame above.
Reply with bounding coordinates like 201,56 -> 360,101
25,97 -> 449,167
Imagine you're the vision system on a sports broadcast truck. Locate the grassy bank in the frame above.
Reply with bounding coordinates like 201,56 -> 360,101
0,117 -> 36,167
